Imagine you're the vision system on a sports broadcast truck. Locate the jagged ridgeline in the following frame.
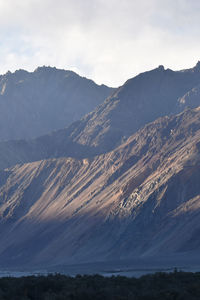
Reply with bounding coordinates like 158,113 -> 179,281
1,63 -> 200,169
0,66 -> 115,140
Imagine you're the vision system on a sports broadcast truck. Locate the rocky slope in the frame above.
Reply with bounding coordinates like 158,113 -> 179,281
1,63 -> 200,170
0,66 -> 114,140
66,62 -> 200,152
0,107 -> 200,267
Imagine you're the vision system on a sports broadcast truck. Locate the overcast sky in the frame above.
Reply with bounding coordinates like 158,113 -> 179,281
0,0 -> 200,86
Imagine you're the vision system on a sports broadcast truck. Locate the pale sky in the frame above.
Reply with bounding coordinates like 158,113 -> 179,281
0,0 -> 200,86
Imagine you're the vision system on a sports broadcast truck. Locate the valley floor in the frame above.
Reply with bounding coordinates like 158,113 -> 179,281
2,254 -> 200,278
1,271 -> 200,299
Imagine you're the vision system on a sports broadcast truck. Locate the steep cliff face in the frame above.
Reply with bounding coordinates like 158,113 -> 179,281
0,66 -> 114,141
0,108 -> 199,267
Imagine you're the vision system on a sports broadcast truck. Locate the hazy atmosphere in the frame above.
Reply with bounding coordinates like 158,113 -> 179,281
1,0 -> 200,85
2,2 -> 200,297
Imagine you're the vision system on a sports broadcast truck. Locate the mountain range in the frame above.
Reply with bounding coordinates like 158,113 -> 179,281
0,66 -> 114,141
0,63 -> 200,270
1,62 -> 200,169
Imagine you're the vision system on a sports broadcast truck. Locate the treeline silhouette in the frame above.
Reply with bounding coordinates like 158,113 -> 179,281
0,271 -> 200,299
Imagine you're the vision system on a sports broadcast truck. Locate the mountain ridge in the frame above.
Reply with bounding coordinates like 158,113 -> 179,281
0,63 -> 200,269
0,66 -> 115,141
1,63 -> 200,169
0,107 -> 200,267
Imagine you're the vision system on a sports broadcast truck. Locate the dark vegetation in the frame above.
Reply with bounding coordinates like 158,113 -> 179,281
0,271 -> 200,299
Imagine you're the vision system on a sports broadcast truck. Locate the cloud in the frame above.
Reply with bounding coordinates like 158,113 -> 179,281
0,0 -> 200,86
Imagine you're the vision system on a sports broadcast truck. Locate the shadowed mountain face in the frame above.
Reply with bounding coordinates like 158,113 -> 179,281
1,63 -> 200,169
0,107 -> 200,268
66,62 -> 200,153
0,66 -> 114,141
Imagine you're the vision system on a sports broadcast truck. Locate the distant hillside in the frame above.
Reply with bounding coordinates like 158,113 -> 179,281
0,66 -> 114,140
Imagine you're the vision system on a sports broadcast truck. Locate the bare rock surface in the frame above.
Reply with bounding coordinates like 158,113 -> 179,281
0,108 -> 200,267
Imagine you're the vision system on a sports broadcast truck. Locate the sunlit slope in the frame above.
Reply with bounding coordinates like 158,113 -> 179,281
0,107 -> 200,267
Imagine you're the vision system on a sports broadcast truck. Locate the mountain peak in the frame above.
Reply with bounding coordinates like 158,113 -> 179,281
183,61 -> 200,72
194,61 -> 200,70
0,66 -> 114,141
158,65 -> 165,71
34,65 -> 57,72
